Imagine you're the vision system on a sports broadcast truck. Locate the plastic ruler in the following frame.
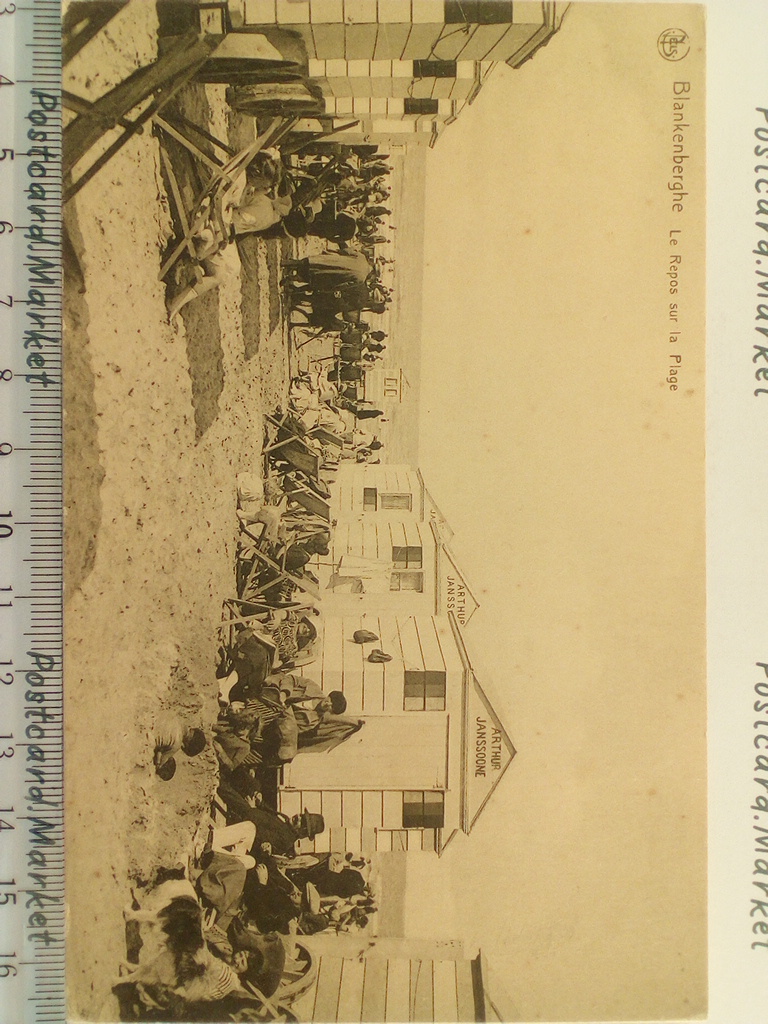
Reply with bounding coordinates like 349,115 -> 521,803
0,2 -> 65,1023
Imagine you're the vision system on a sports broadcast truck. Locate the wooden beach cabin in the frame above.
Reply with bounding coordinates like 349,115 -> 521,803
277,609 -> 515,856
212,1 -> 570,146
289,939 -> 490,1022
316,463 -> 480,628
274,463 -> 507,854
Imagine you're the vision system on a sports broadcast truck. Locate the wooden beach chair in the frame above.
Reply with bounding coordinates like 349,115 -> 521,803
218,597 -> 321,674
63,30 -> 222,203
158,115 -> 298,283
268,440 -> 321,480
264,412 -> 331,480
307,426 -> 343,452
238,548 -> 291,605
238,524 -> 321,604
280,508 -> 334,538
63,1 -> 127,67
281,474 -> 332,521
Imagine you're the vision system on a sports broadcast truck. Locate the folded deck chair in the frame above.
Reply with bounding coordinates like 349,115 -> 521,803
307,426 -> 343,451
159,115 -> 297,282
238,525 -> 321,603
268,440 -> 320,479
63,31 -> 223,202
281,475 -> 331,522
264,414 -> 325,476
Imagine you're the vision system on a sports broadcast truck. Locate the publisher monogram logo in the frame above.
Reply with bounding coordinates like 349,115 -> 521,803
658,28 -> 690,62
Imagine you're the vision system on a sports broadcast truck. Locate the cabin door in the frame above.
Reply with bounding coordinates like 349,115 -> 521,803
284,714 -> 448,791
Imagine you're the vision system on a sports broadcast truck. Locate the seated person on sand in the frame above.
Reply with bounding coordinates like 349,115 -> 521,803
272,674 -> 347,734
153,713 -> 207,781
215,693 -> 298,770
234,471 -> 286,541
296,708 -> 365,753
268,609 -> 321,670
210,821 -> 257,871
317,893 -> 376,932
281,534 -> 329,575
218,611 -> 320,709
286,853 -> 367,899
218,780 -> 326,858
224,924 -> 286,1002
242,850 -> 304,936
168,149 -> 293,321
219,627 -> 272,705
232,673 -> 342,731
216,679 -> 361,771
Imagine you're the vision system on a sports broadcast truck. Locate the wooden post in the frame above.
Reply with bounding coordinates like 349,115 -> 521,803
64,30 -> 221,175
154,116 -> 223,173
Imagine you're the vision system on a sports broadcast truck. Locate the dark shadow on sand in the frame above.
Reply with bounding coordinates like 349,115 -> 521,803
237,234 -> 262,361
63,205 -> 105,599
156,84 -> 226,441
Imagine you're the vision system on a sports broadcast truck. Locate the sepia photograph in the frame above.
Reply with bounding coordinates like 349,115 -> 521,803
61,1 -> 706,1021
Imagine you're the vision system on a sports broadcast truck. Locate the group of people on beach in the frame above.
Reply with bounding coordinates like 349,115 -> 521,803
140,616 -> 378,1017
166,143 -> 393,324
282,148 -> 393,249
131,125 -> 398,1023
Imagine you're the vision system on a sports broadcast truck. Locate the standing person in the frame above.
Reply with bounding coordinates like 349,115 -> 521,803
327,363 -> 363,383
285,248 -> 372,285
339,341 -> 363,362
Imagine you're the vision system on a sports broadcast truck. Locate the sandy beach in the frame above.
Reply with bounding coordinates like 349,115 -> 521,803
63,5 -> 292,1017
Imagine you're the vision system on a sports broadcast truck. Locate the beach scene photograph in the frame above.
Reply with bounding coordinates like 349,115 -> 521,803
62,2 -> 707,1021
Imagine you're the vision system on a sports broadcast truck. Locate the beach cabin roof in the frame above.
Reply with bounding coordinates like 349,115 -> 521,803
416,469 -> 453,540
439,613 -> 516,854
427,519 -> 480,628
505,2 -> 572,68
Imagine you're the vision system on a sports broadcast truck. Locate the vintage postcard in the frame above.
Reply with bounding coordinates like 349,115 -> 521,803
61,2 -> 706,1021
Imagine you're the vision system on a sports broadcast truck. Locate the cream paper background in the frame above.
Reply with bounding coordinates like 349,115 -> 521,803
413,3 -> 707,1020
703,1 -> 768,1023
594,5 -> 768,1023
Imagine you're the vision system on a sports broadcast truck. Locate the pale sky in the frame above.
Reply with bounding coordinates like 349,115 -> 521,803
414,5 -> 707,1020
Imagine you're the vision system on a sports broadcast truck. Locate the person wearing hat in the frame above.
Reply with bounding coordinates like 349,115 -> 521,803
153,714 -> 207,781
229,924 -> 286,998
273,673 -> 346,718
218,781 -> 325,857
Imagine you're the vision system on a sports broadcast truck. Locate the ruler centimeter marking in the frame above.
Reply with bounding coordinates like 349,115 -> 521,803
0,3 -> 65,1023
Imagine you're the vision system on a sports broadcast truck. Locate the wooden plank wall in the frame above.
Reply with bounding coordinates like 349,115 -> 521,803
278,614 -> 452,854
306,954 -> 480,1022
277,786 -> 438,855
333,464 -> 420,516
318,614 -> 449,714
